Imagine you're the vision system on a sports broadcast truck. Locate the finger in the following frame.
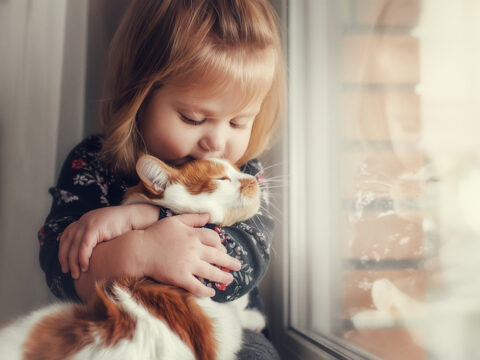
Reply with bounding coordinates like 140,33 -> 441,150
58,228 -> 74,273
201,247 -> 242,271
78,234 -> 97,273
68,230 -> 85,279
198,228 -> 226,252
176,213 -> 210,228
195,262 -> 234,285
183,276 -> 215,298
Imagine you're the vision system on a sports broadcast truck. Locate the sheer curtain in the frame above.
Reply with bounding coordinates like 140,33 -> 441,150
0,0 -> 134,322
0,0 -> 87,321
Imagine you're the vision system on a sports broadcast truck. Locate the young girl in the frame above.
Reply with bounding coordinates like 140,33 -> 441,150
38,0 -> 285,358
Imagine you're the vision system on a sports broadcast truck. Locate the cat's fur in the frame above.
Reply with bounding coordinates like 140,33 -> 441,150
0,155 -> 266,360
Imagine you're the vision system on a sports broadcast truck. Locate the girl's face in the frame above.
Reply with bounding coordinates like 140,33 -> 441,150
139,84 -> 265,166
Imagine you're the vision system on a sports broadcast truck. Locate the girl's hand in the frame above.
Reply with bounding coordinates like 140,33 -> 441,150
59,204 -> 159,279
138,213 -> 242,297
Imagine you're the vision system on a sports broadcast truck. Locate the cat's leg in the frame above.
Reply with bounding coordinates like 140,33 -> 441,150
351,279 -> 425,330
229,296 -> 266,332
372,278 -> 424,318
239,308 -> 265,332
195,297 -> 244,360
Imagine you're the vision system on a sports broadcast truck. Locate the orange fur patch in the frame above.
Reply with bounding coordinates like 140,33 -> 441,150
23,277 -> 217,360
124,183 -> 164,201
22,281 -> 137,360
239,177 -> 260,198
117,277 -> 217,360
218,176 -> 260,225
174,160 -> 227,195
22,307 -> 95,360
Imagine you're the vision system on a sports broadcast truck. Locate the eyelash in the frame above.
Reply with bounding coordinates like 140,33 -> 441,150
180,113 -> 246,129
230,122 -> 244,129
180,114 -> 205,125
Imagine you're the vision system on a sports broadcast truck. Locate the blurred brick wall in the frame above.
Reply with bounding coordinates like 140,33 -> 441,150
338,1 -> 426,359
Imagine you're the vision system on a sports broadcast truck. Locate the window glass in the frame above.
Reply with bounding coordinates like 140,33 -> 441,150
288,1 -> 480,359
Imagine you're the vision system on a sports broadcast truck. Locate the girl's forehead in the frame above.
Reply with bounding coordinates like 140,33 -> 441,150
166,82 -> 265,118
163,47 -> 276,114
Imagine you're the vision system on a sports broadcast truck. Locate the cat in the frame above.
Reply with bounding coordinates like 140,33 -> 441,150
0,154 -> 266,360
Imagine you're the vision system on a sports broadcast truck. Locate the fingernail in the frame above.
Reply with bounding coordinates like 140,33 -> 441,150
81,266 -> 87,272
235,260 -> 242,269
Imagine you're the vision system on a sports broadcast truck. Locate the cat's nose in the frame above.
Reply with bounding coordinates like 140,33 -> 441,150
239,177 -> 257,191
255,173 -> 266,186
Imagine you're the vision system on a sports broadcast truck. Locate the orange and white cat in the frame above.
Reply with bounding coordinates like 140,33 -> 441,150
0,154 -> 266,360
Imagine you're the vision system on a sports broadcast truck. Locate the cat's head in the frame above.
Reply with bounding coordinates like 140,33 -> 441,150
123,154 -> 261,226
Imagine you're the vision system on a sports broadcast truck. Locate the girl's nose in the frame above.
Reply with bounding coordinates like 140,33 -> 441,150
199,131 -> 226,154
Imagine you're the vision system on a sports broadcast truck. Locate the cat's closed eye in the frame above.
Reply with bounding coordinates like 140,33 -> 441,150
217,176 -> 231,181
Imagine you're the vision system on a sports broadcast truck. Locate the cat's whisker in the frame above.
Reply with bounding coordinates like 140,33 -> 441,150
261,178 -> 286,185
252,216 -> 265,232
256,216 -> 274,237
262,181 -> 287,188
269,245 -> 279,258
261,181 -> 285,186
263,185 -> 284,190
262,189 -> 284,198
260,162 -> 283,173
261,175 -> 287,181
266,211 -> 281,225
263,186 -> 282,191
259,205 -> 281,224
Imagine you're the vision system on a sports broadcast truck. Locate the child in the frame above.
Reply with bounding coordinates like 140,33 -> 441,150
38,0 -> 285,358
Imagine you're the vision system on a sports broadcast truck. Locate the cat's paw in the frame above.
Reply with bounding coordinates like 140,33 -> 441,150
241,309 -> 266,333
372,278 -> 395,312
351,309 -> 397,329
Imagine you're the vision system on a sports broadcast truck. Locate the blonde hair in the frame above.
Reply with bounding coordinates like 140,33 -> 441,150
100,0 -> 286,175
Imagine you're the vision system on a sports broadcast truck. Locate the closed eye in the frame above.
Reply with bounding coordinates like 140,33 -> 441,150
216,176 -> 231,181
230,121 -> 246,129
230,119 -> 252,129
180,113 -> 205,125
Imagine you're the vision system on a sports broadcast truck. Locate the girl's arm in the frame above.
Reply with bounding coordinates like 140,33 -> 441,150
58,203 -> 159,279
39,136 -> 106,300
74,213 -> 242,302
39,135 -> 152,300
73,229 -> 144,302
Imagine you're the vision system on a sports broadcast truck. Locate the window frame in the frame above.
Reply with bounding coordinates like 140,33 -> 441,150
265,1 -> 378,358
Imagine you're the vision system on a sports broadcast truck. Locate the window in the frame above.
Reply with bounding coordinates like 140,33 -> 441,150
265,1 -> 480,359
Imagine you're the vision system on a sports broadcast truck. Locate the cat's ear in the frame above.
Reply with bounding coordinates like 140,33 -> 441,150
136,154 -> 176,194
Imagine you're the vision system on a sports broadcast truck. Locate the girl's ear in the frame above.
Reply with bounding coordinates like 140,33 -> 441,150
136,154 -> 175,194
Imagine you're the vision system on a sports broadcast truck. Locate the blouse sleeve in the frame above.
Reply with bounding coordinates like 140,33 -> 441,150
38,136 -> 116,301
204,159 -> 275,302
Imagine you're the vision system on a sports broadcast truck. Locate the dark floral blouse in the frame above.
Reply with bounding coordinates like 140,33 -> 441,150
38,135 -> 274,306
